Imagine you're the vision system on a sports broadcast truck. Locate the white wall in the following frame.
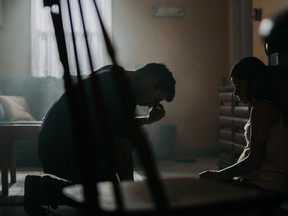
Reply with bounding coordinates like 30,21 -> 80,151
0,0 -> 30,76
112,0 -> 230,155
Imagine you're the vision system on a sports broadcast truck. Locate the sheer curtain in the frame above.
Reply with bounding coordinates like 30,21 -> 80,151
31,0 -> 112,77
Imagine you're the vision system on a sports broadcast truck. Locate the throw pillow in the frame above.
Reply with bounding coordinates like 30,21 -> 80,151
0,96 -> 36,121
0,101 -> 6,120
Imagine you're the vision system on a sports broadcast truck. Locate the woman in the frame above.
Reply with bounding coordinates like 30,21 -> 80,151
200,57 -> 288,194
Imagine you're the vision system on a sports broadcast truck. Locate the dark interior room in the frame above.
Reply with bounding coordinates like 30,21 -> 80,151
0,0 -> 288,215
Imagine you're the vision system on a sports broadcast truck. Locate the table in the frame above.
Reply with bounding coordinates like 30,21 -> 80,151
0,121 -> 42,196
63,177 -> 284,215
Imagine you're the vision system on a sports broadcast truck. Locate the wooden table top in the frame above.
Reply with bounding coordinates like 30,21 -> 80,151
63,176 -> 283,213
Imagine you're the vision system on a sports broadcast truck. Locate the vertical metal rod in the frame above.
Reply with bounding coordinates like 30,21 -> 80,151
43,0 -> 99,212
66,0 -> 82,79
77,0 -> 124,211
65,0 -> 101,210
92,0 -> 169,210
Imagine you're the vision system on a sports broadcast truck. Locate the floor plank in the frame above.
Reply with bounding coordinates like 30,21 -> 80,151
0,157 -> 218,216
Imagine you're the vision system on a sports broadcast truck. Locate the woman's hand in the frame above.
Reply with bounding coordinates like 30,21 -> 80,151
199,170 -> 227,181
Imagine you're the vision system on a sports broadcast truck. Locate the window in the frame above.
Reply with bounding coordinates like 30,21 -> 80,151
31,0 -> 112,77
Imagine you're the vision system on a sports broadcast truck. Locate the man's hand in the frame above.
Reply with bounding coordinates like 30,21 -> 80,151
147,103 -> 165,123
135,103 -> 165,125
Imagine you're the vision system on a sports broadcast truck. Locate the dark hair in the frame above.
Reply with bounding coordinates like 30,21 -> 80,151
137,63 -> 176,102
230,56 -> 271,102
268,65 -> 288,127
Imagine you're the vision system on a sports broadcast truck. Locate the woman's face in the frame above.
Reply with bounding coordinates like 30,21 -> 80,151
231,76 -> 249,104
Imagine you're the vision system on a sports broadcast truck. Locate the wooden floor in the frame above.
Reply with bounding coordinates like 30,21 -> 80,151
0,157 -> 218,216
2,157 -> 287,216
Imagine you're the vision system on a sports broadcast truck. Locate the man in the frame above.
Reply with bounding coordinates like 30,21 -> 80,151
24,63 -> 176,215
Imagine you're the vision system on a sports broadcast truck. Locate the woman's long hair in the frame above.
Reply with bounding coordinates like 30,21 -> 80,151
230,57 -> 273,103
268,65 -> 288,128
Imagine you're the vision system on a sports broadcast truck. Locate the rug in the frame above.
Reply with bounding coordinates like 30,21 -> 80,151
0,195 -> 23,205
0,169 -> 43,205
0,180 -> 24,205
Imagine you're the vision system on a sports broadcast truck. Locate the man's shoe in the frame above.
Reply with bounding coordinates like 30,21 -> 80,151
24,174 -> 78,215
40,175 -> 67,209
24,175 -> 48,216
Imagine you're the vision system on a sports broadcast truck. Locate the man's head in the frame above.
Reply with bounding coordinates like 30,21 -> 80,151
132,63 -> 176,107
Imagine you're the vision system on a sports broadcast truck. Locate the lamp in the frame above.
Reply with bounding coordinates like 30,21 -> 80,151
259,9 -> 288,65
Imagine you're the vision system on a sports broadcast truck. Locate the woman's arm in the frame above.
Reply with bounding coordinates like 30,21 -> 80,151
200,101 -> 277,180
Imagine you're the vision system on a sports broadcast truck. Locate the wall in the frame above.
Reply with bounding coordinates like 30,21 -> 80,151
0,0 -> 30,76
0,0 -> 230,157
229,0 -> 253,67
112,0 -> 230,155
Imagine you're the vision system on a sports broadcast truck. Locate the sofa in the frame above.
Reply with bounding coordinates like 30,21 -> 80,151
0,75 -> 64,121
0,75 -> 65,166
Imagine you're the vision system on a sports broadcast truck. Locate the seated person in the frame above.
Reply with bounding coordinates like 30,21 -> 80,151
200,57 -> 288,195
24,63 -> 176,215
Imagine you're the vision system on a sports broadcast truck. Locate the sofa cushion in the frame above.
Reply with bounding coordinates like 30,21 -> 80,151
0,96 -> 36,121
0,75 -> 64,120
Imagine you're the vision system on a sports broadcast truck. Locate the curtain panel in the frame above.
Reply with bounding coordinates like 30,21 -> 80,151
31,0 -> 112,77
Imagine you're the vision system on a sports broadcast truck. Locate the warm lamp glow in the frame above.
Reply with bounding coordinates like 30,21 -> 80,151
259,18 -> 274,37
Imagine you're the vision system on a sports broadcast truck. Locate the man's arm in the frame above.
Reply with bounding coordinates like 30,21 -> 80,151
136,103 -> 166,126
199,101 -> 274,180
